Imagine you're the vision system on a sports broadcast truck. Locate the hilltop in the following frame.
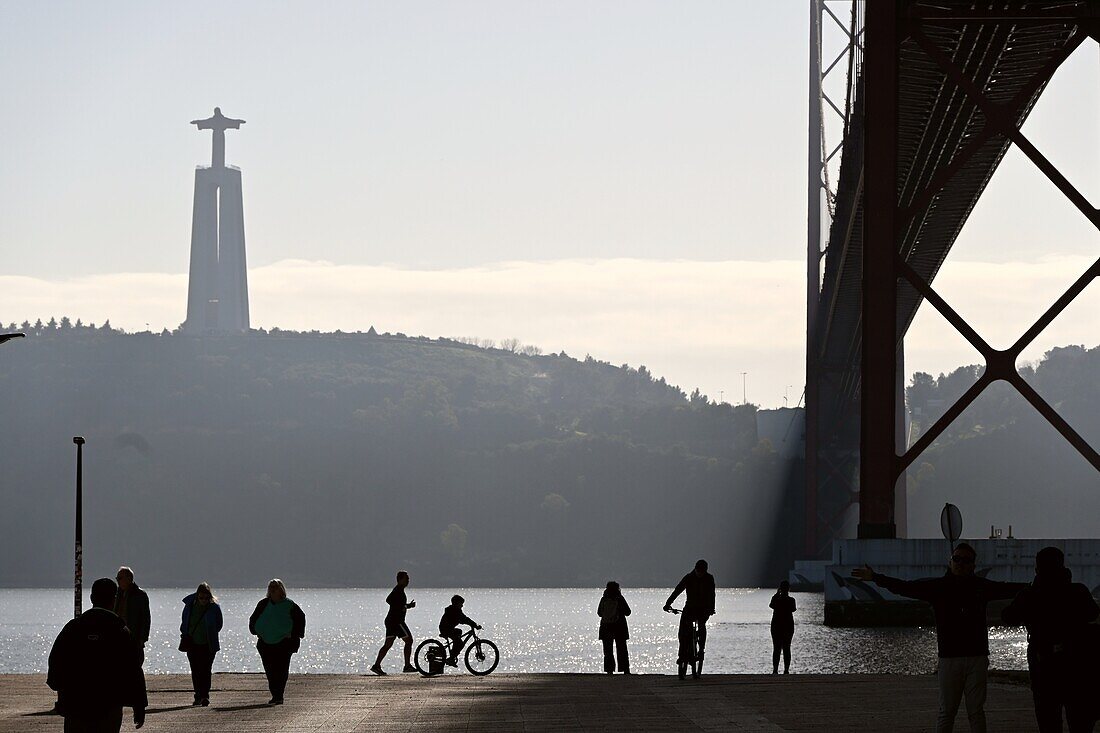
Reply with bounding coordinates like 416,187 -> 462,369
0,323 -> 791,587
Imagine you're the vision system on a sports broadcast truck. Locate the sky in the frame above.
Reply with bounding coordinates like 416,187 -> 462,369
1,1 -> 1097,406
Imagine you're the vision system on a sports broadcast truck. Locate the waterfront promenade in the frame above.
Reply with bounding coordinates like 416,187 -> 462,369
1,672 -> 1036,731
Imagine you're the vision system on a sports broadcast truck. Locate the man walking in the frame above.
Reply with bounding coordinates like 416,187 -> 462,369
853,542 -> 1023,733
113,567 -> 150,665
370,570 -> 416,675
1002,547 -> 1099,732
48,577 -> 147,732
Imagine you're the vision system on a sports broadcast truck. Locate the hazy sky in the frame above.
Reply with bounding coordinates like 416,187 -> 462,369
1,2 -> 1097,406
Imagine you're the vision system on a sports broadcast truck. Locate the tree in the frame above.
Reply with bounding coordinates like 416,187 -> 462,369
59,317 -> 72,330
501,337 -> 521,353
46,317 -> 57,330
440,524 -> 468,560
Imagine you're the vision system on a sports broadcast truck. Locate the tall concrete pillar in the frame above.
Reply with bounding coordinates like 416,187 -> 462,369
183,108 -> 250,334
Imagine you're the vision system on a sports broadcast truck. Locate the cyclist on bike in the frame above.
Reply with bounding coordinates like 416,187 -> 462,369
439,595 -> 480,666
663,559 -> 716,673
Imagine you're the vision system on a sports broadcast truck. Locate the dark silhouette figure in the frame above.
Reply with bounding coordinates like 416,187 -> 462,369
853,542 -> 1024,733
248,579 -> 305,705
1002,547 -> 1100,733
439,595 -> 480,666
664,559 -> 716,677
179,583 -> 223,706
112,567 -> 150,666
769,580 -> 795,674
371,570 -> 416,675
597,581 -> 631,674
47,577 -> 147,732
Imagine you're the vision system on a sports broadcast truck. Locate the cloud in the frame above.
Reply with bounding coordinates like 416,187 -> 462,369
0,256 -> 1095,408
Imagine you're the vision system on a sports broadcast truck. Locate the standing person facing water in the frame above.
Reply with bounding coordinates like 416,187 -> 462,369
597,581 -> 631,674
249,579 -> 306,705
1001,546 -> 1100,733
371,570 -> 416,675
769,580 -> 795,675
852,542 -> 1023,733
179,582 -> 223,707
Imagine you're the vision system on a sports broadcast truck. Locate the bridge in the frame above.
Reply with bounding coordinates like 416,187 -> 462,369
804,0 -> 1100,557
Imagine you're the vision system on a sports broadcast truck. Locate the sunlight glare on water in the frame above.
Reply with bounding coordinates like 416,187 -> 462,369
0,588 -> 1028,674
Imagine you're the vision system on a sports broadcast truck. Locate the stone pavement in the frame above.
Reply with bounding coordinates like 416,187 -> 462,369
0,673 -> 1037,732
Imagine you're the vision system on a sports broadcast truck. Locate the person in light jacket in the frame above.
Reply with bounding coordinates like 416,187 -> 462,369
248,579 -> 306,705
598,581 -> 631,674
179,582 -> 223,706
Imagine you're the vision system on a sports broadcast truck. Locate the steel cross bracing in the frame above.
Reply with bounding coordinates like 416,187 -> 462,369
806,0 -> 864,556
807,0 -> 1100,548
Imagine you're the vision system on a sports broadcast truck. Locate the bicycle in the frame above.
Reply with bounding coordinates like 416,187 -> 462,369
665,607 -> 707,679
414,626 -> 500,677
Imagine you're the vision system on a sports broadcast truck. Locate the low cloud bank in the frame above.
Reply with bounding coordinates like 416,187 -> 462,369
1,256 -> 1094,407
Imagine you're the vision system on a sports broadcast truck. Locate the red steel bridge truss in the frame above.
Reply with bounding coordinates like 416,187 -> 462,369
805,0 -> 1100,555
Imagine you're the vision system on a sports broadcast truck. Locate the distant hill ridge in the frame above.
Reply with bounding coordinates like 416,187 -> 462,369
0,324 -> 785,588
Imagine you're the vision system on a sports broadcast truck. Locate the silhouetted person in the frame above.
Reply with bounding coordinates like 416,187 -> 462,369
598,581 -> 631,674
439,595 -> 481,666
852,542 -> 1024,733
179,582 -> 223,706
248,579 -> 306,704
1002,547 -> 1100,733
47,577 -> 147,732
112,567 -> 150,666
664,559 -> 716,678
770,580 -> 795,674
371,570 -> 416,675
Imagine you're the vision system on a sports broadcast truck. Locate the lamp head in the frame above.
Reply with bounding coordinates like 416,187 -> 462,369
73,436 -> 86,445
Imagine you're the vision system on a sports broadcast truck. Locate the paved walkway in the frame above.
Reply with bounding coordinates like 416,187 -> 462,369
0,673 -> 1036,732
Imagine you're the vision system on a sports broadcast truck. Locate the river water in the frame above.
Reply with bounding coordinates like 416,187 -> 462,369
0,588 -> 1028,674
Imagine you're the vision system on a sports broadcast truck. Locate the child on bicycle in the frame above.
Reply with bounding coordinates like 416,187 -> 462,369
439,595 -> 480,666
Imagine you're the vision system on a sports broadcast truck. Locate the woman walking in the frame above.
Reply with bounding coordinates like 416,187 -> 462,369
249,579 -> 306,705
179,583 -> 223,706
769,580 -> 796,674
597,581 -> 631,674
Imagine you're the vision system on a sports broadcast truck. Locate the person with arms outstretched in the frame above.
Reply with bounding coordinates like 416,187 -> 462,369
439,595 -> 480,666
664,559 -> 716,678
852,542 -> 1024,733
371,570 -> 416,675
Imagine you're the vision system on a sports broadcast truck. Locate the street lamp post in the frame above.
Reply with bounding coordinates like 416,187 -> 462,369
73,436 -> 85,618
740,372 -> 748,405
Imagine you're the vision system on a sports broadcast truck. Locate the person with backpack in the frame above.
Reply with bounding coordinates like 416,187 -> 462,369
47,577 -> 147,731
1001,546 -> 1100,732
598,581 -> 632,674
